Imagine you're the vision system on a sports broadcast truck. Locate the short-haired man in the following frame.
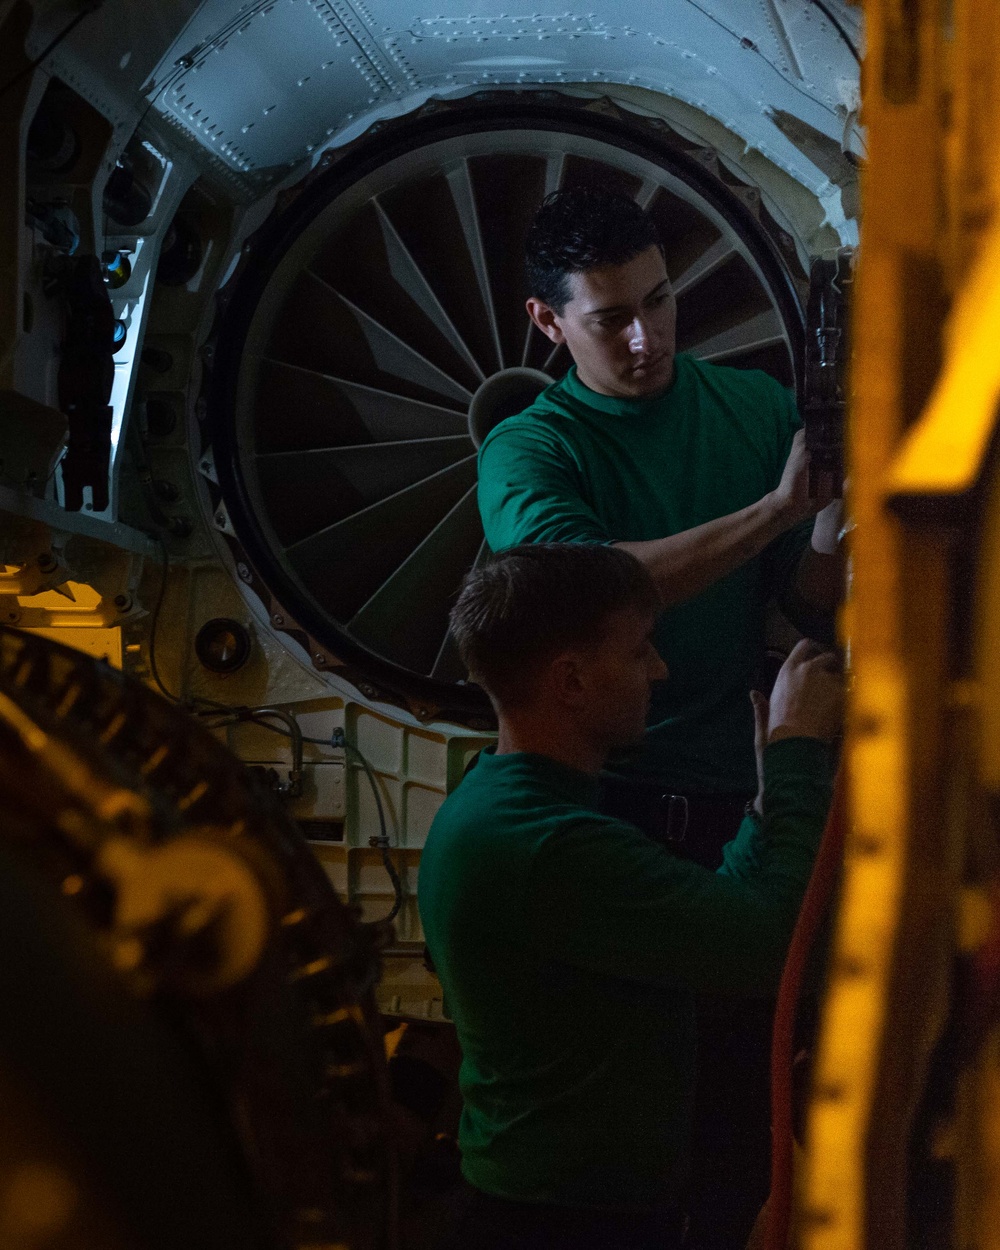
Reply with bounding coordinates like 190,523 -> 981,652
419,544 -> 841,1250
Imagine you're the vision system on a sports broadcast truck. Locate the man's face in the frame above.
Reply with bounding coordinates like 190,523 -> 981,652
573,605 -> 668,748
527,245 -> 677,399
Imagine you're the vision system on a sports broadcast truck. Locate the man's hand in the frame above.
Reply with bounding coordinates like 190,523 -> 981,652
767,639 -> 843,744
749,653 -> 837,812
772,430 -> 835,526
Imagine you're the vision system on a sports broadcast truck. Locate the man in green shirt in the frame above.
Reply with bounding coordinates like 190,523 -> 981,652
419,544 -> 841,1250
478,187 -> 843,864
477,188 -> 845,1249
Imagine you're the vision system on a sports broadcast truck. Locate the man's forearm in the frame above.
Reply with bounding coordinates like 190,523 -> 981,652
615,492 -> 795,606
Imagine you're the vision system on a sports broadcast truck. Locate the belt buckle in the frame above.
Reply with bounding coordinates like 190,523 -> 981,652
661,793 -> 689,844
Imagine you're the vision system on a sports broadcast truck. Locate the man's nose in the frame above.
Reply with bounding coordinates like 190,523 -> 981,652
628,317 -> 650,353
649,650 -> 668,680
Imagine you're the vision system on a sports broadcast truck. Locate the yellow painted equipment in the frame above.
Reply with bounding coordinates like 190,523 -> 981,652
803,3 -> 1000,1248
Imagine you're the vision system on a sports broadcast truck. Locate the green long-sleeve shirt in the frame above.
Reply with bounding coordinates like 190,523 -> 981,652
477,355 -> 812,793
417,737 -> 833,1210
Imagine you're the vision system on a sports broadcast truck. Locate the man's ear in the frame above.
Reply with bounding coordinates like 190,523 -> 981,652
526,297 -> 565,345
546,651 -> 586,707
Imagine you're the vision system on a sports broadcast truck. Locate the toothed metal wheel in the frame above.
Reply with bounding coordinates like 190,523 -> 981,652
208,93 -> 805,720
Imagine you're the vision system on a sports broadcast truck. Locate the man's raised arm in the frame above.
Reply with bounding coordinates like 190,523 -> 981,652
615,429 -> 832,607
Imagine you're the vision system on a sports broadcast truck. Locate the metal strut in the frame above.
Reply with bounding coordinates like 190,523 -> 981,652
801,249 -> 854,498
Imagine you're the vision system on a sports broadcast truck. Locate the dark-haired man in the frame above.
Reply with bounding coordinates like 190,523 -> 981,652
475,188 -> 845,1248
478,187 -> 842,859
419,543 -> 840,1250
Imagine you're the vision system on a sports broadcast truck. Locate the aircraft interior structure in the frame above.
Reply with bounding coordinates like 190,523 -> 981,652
2,0 -> 1000,1246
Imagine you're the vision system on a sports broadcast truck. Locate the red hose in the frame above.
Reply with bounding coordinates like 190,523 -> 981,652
765,766 -> 848,1250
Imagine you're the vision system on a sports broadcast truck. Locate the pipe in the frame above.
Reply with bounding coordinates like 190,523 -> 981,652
765,765 -> 848,1250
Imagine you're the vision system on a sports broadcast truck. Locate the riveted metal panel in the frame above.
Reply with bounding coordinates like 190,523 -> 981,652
360,0 -> 860,195
152,0 -> 400,172
16,0 -> 865,199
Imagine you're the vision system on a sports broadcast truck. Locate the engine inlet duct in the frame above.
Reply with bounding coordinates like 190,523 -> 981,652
207,93 -> 806,724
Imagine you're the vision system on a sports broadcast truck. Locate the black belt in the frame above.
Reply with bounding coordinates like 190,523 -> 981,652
597,775 -> 753,868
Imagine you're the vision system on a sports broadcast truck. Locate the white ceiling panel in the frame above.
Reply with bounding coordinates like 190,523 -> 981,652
152,0 -> 398,171
125,0 -> 863,194
361,1 -> 859,194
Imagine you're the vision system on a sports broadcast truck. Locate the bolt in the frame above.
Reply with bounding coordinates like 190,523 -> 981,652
237,563 -> 252,582
5,609 -> 21,624
313,652 -> 326,665
801,1208 -> 835,1229
272,613 -> 285,626
141,346 -> 173,373
153,479 -> 180,503
853,834 -> 883,857
855,713 -> 882,736
113,593 -> 132,612
814,1081 -> 846,1102
37,553 -> 57,572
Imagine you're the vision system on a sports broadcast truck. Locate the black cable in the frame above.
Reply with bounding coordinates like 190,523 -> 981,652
342,740 -> 403,926
221,706 -> 304,788
201,712 -> 329,746
0,1 -> 105,101
209,715 -> 404,924
255,707 -> 303,780
809,0 -> 861,65
145,554 -> 398,919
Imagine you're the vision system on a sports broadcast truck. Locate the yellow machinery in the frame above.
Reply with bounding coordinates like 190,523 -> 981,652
804,2 -> 1000,1247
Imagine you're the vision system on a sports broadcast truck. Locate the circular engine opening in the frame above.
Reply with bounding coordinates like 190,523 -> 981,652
467,368 -> 553,448
209,94 -> 805,719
